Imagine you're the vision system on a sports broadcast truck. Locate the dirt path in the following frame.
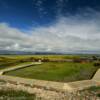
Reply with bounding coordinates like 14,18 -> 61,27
0,62 -> 42,75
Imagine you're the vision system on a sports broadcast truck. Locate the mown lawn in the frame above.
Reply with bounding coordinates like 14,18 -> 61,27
5,62 -> 98,82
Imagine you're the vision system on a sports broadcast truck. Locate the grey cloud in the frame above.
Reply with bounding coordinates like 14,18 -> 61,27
0,10 -> 100,53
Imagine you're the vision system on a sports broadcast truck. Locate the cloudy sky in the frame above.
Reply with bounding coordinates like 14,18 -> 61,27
0,0 -> 100,53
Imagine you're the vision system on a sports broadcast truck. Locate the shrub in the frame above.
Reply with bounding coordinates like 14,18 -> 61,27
94,62 -> 100,67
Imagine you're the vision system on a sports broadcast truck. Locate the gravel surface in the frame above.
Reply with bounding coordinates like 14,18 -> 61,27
0,80 -> 100,100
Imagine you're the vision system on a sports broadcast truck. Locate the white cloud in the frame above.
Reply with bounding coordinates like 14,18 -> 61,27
0,11 -> 100,53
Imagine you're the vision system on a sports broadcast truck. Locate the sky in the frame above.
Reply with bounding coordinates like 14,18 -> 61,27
0,0 -> 100,53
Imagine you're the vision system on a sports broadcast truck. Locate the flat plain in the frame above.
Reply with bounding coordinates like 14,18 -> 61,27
0,55 -> 99,82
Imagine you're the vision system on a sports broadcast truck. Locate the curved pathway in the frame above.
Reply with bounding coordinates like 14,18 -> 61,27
0,62 -> 42,75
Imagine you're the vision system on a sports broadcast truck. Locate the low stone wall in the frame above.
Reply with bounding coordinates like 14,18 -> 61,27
0,75 -> 99,100
0,75 -> 99,93
0,82 -> 71,100
92,69 -> 100,82
0,64 -> 99,99
0,75 -> 67,92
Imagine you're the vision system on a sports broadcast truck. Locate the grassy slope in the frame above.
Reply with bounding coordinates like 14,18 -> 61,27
5,62 -> 98,82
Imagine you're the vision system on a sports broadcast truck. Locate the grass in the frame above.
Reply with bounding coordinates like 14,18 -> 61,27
89,86 -> 100,91
5,62 -> 98,82
80,86 -> 100,98
0,89 -> 35,100
0,56 -> 34,70
0,61 -> 33,70
0,55 -> 82,60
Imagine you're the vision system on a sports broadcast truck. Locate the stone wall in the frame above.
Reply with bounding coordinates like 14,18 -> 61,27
0,63 -> 99,100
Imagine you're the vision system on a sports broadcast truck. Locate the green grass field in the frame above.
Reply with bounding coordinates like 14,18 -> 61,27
5,62 -> 98,82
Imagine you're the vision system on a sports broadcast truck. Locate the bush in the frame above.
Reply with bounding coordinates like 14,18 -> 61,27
94,62 -> 100,67
73,58 -> 82,63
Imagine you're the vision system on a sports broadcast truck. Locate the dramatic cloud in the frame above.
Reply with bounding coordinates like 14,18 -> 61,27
0,9 -> 100,53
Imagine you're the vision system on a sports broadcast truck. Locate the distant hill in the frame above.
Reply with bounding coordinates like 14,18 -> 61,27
0,50 -> 100,55
0,50 -> 64,55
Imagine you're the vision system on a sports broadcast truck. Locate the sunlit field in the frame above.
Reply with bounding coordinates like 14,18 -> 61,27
0,55 -> 99,82
5,62 -> 98,82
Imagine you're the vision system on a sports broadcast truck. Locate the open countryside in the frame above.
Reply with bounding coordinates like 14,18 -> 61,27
0,0 -> 100,99
0,55 -> 99,82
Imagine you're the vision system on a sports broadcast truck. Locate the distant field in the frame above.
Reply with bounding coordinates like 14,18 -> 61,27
0,56 -> 34,70
5,62 -> 98,82
0,54 -> 88,60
